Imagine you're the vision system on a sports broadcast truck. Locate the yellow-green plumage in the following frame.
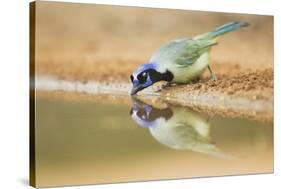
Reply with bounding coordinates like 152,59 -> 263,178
150,21 -> 249,83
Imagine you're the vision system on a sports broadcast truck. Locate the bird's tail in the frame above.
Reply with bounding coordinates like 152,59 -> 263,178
210,21 -> 249,38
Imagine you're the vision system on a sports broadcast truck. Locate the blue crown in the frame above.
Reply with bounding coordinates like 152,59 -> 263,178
132,63 -> 157,77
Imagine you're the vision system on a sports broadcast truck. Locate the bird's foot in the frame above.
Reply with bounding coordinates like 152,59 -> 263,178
210,74 -> 217,81
207,65 -> 217,81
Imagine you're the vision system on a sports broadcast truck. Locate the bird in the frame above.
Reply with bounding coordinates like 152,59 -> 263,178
130,21 -> 249,95
130,97 -> 233,158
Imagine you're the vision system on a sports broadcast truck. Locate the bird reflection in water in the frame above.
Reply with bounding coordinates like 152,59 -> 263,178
130,97 -> 233,159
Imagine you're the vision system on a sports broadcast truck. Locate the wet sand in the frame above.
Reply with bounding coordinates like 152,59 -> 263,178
36,90 -> 272,124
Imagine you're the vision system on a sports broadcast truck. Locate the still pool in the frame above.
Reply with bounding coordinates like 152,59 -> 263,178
33,94 -> 273,187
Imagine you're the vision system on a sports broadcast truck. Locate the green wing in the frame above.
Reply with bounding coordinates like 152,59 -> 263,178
175,39 -> 217,68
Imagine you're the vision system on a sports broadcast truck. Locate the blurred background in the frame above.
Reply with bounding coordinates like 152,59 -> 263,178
35,1 -> 273,82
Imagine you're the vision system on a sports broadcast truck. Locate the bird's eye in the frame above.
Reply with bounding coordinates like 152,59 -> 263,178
137,109 -> 146,119
138,72 -> 148,84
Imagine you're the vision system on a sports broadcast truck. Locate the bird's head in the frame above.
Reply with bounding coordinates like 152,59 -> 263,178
130,97 -> 173,128
130,63 -> 173,95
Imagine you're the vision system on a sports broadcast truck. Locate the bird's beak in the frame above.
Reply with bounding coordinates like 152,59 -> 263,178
130,84 -> 142,95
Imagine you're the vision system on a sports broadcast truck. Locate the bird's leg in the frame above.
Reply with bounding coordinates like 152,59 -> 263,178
207,65 -> 217,81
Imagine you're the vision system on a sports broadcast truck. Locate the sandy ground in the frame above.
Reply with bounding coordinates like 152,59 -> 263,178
33,2 -> 274,116
164,68 -> 273,100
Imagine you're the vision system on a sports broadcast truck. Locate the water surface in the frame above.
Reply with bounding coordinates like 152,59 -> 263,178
35,95 -> 273,187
